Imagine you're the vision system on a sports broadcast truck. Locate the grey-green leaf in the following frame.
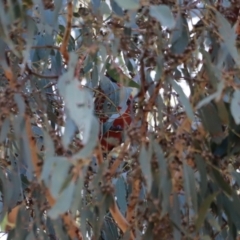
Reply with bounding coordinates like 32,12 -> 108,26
230,89 -> 240,124
149,5 -> 175,29
139,144 -> 152,192
0,117 -> 10,143
48,180 -> 75,219
50,159 -> 72,199
171,14 -> 189,54
170,78 -> 194,121
195,192 -> 219,231
114,176 -> 127,215
215,11 -> 240,67
183,163 -> 198,213
65,80 -> 94,144
114,0 -> 139,10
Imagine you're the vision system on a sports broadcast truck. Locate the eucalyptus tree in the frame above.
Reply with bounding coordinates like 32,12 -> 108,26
1,0 -> 240,240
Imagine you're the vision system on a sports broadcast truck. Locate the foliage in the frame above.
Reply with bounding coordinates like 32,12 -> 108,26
1,0 -> 240,239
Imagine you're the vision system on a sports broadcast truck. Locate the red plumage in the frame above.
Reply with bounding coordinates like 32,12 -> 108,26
95,80 -> 133,152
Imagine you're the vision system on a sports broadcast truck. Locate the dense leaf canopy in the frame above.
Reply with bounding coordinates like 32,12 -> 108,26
1,0 -> 240,239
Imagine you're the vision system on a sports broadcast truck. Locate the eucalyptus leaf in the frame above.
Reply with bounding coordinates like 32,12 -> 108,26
230,89 -> 240,124
149,5 -> 175,29
114,0 -> 139,10
170,78 -> 194,121
100,2 -> 111,15
14,94 -> 25,116
183,163 -> 198,213
114,176 -> 127,215
211,167 -> 232,198
50,158 -> 72,199
62,116 -> 78,149
72,116 -> 99,160
195,192 -> 219,231
0,118 -> 10,143
215,11 -> 240,67
64,79 -> 94,144
110,0 -> 124,16
139,144 -> 152,192
48,181 -> 75,219
171,14 -> 189,54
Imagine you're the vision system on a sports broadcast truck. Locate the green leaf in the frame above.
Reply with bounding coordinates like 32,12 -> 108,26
91,0 -> 101,11
153,140 -> 172,216
26,230 -> 35,240
139,144 -> 153,192
0,170 -> 12,222
48,180 -> 75,219
53,0 -> 63,23
41,156 -> 61,186
142,223 -> 154,240
169,193 -> 181,240
72,116 -> 99,160
171,14 -> 189,54
73,12 -> 80,17
200,49 -> 219,90
70,171 -> 86,215
0,117 -> 10,143
231,171 -> 240,187
57,52 -> 78,97
102,219 -> 119,240
9,0 -> 23,20
20,17 -> 36,75
43,130 -> 55,158
196,69 -> 224,110
207,212 -> 221,232
114,176 -> 127,215
0,1 -> 21,58
64,79 -> 94,144
114,0 -> 139,10
195,192 -> 219,231
110,0 -> 124,16
100,2 -> 111,15
199,103 -> 224,144
183,163 -> 198,213
215,11 -> 240,67
14,93 -> 25,116
52,218 -> 69,239
149,5 -> 175,29
14,206 -> 29,239
0,213 -> 8,232
92,64 -> 99,87
195,154 -> 207,196
170,78 -> 194,121
22,126 -> 34,181
211,167 -> 232,198
230,89 -> 240,124
62,116 -> 77,149
201,236 -> 212,240
50,158 -> 72,199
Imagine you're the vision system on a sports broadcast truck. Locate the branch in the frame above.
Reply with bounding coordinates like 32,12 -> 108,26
31,45 -> 60,50
60,0 -> 73,64
126,176 -> 141,225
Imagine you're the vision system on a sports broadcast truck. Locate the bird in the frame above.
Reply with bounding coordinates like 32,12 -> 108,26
95,74 -> 133,152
